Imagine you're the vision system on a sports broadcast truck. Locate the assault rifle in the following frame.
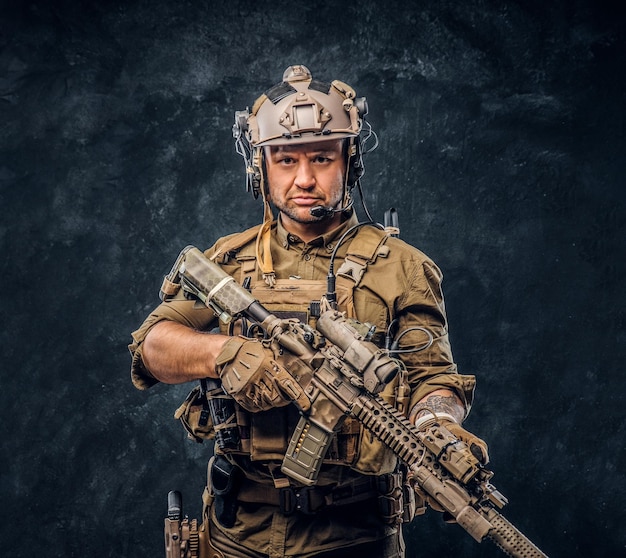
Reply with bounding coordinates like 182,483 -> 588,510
162,245 -> 548,558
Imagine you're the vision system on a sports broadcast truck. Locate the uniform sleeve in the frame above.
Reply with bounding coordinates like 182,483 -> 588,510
128,290 -> 218,389
394,254 -> 475,417
128,242 -> 233,390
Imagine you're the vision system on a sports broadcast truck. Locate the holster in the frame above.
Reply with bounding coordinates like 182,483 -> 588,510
208,455 -> 241,529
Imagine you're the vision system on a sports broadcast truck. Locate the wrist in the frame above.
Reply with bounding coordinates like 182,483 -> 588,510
413,411 -> 459,430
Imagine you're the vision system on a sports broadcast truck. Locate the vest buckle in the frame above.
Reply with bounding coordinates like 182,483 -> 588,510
279,486 -> 317,515
336,256 -> 367,286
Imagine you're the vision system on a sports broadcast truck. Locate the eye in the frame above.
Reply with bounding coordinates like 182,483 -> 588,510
313,155 -> 332,164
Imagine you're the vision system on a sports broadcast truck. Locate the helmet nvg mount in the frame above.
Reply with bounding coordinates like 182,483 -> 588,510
233,65 -> 372,199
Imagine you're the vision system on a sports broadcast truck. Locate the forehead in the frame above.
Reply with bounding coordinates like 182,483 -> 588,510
267,139 -> 344,155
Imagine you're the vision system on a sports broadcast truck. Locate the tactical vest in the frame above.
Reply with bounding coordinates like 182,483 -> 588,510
211,224 -> 410,476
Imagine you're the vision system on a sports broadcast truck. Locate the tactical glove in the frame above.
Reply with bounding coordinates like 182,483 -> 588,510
215,336 -> 310,413
442,420 -> 489,466
414,412 -> 489,465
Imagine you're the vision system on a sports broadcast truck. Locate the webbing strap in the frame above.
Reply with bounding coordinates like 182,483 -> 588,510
209,224 -> 263,263
255,159 -> 277,286
236,476 -> 377,513
255,198 -> 276,287
336,225 -> 389,289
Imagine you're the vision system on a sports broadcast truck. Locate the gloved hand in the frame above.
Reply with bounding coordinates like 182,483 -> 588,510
441,420 -> 490,466
414,412 -> 489,465
215,336 -> 311,413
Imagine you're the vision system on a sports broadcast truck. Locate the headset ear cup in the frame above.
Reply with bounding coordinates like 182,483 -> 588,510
250,148 -> 264,199
347,140 -> 364,188
250,174 -> 261,199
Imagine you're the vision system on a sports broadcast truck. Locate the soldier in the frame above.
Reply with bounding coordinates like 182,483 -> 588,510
129,65 -> 488,558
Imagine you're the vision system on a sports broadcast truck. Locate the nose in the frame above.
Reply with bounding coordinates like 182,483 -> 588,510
294,160 -> 315,189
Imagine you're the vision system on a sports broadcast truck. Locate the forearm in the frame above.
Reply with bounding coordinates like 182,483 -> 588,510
142,320 -> 229,384
409,388 -> 465,425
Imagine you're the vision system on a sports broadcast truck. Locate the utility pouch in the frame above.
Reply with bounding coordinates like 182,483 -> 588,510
402,480 -> 420,523
376,472 -> 404,525
209,455 -> 241,529
174,384 -> 215,443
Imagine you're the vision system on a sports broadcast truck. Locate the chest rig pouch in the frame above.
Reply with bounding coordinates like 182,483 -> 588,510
214,226 -> 407,476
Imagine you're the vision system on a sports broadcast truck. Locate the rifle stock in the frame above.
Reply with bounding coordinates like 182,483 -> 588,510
169,246 -> 548,558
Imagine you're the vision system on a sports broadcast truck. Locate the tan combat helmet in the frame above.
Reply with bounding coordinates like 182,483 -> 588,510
247,64 -> 365,147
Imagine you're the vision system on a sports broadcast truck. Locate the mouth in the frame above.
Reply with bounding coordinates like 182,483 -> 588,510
289,197 -> 321,206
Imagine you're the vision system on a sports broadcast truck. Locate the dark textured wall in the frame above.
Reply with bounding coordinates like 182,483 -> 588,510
1,1 -> 624,556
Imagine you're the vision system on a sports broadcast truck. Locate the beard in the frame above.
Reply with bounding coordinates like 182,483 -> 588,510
269,181 -> 346,225
273,200 -> 331,224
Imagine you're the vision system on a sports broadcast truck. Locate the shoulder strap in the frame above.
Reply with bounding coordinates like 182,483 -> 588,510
336,225 -> 390,288
209,223 -> 265,263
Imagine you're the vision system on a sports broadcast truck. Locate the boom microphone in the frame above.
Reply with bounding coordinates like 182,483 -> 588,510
310,199 -> 354,219
309,205 -> 336,218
